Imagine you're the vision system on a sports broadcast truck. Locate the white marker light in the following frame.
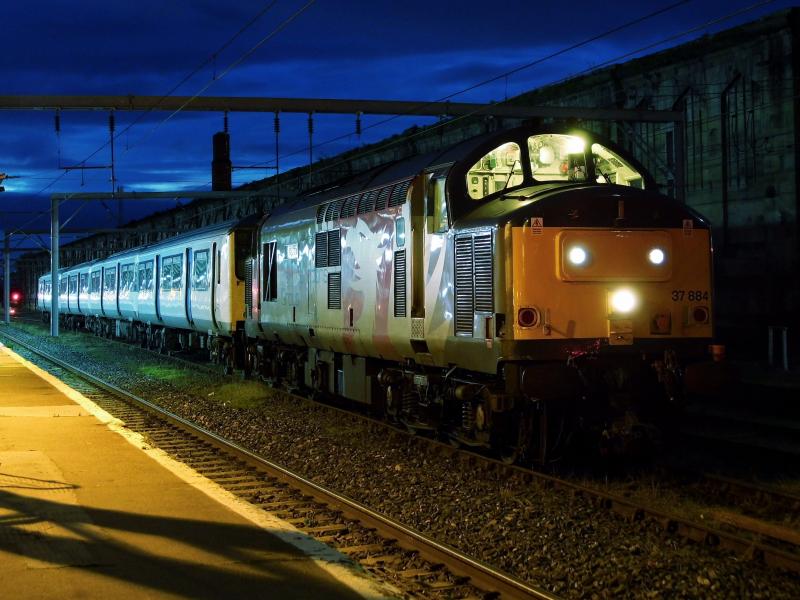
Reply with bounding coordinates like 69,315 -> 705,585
648,248 -> 665,265
610,289 -> 637,314
568,246 -> 588,266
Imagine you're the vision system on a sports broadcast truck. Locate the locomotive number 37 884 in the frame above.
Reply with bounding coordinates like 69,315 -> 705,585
671,290 -> 710,301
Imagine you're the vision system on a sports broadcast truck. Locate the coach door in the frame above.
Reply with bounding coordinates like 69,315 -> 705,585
154,255 -> 162,321
210,242 -> 219,330
100,267 -> 106,316
185,248 -> 193,324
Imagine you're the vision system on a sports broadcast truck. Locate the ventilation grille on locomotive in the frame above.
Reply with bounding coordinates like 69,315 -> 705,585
473,234 -> 494,313
454,232 -> 494,336
389,180 -> 411,207
328,273 -> 341,309
375,187 -> 391,211
245,258 -> 253,318
327,231 -> 341,267
394,249 -> 406,318
315,230 -> 341,268
315,232 -> 328,267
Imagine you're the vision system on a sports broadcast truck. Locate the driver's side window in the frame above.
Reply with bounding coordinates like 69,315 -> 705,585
465,142 -> 522,200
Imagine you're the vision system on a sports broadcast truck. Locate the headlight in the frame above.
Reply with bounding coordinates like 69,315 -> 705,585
567,246 -> 588,266
610,289 -> 637,314
648,247 -> 665,265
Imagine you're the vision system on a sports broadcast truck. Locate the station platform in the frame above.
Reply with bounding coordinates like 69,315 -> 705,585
0,343 -> 394,599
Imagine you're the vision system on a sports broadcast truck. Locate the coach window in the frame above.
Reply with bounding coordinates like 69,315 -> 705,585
162,255 -> 182,291
80,273 -> 89,295
590,143 -> 644,188
120,263 -> 135,293
466,142 -> 522,200
263,241 -> 277,301
103,267 -> 117,292
90,271 -> 101,294
137,260 -> 153,292
193,249 -> 210,291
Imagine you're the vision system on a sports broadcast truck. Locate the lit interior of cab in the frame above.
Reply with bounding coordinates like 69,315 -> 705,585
466,142 -> 523,200
591,143 -> 644,188
466,133 -> 647,200
528,134 -> 587,182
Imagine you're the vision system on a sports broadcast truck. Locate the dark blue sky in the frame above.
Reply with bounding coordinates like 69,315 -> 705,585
0,0 -> 793,247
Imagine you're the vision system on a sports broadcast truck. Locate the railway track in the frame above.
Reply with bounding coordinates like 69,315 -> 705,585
0,327 -> 556,600
4,322 -> 800,586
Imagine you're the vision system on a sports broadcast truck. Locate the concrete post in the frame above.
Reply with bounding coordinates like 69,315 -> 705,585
50,197 -> 59,337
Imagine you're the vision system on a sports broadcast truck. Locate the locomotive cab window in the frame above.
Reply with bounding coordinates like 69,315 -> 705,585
466,142 -> 522,200
591,143 -> 644,187
427,174 -> 449,233
528,134 -> 588,182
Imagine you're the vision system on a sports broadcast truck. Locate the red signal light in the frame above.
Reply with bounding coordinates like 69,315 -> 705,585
11,292 -> 20,302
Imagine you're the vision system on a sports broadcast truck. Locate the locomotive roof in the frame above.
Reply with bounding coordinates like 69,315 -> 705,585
268,124 -> 661,222
267,129 -> 505,218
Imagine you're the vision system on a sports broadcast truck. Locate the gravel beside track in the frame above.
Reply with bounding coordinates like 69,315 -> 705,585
4,323 -> 800,599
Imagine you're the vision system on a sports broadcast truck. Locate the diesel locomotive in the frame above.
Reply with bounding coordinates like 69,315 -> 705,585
38,125 -> 713,462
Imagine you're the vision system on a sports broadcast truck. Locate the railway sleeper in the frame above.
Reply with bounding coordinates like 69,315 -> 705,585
302,523 -> 349,535
338,543 -> 392,556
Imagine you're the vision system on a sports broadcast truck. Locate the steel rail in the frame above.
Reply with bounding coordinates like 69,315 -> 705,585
0,327 -> 557,600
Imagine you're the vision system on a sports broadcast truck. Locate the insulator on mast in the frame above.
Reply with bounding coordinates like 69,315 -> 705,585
355,111 -> 362,137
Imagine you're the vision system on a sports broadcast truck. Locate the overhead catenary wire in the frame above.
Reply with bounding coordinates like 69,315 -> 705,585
8,0 -> 310,239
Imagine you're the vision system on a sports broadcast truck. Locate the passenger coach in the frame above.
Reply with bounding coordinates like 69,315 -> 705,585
38,218 -> 256,369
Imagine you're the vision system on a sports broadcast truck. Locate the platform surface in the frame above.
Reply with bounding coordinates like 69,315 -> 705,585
0,344 -> 393,599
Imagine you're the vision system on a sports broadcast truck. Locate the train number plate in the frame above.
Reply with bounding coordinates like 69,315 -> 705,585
671,290 -> 709,302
